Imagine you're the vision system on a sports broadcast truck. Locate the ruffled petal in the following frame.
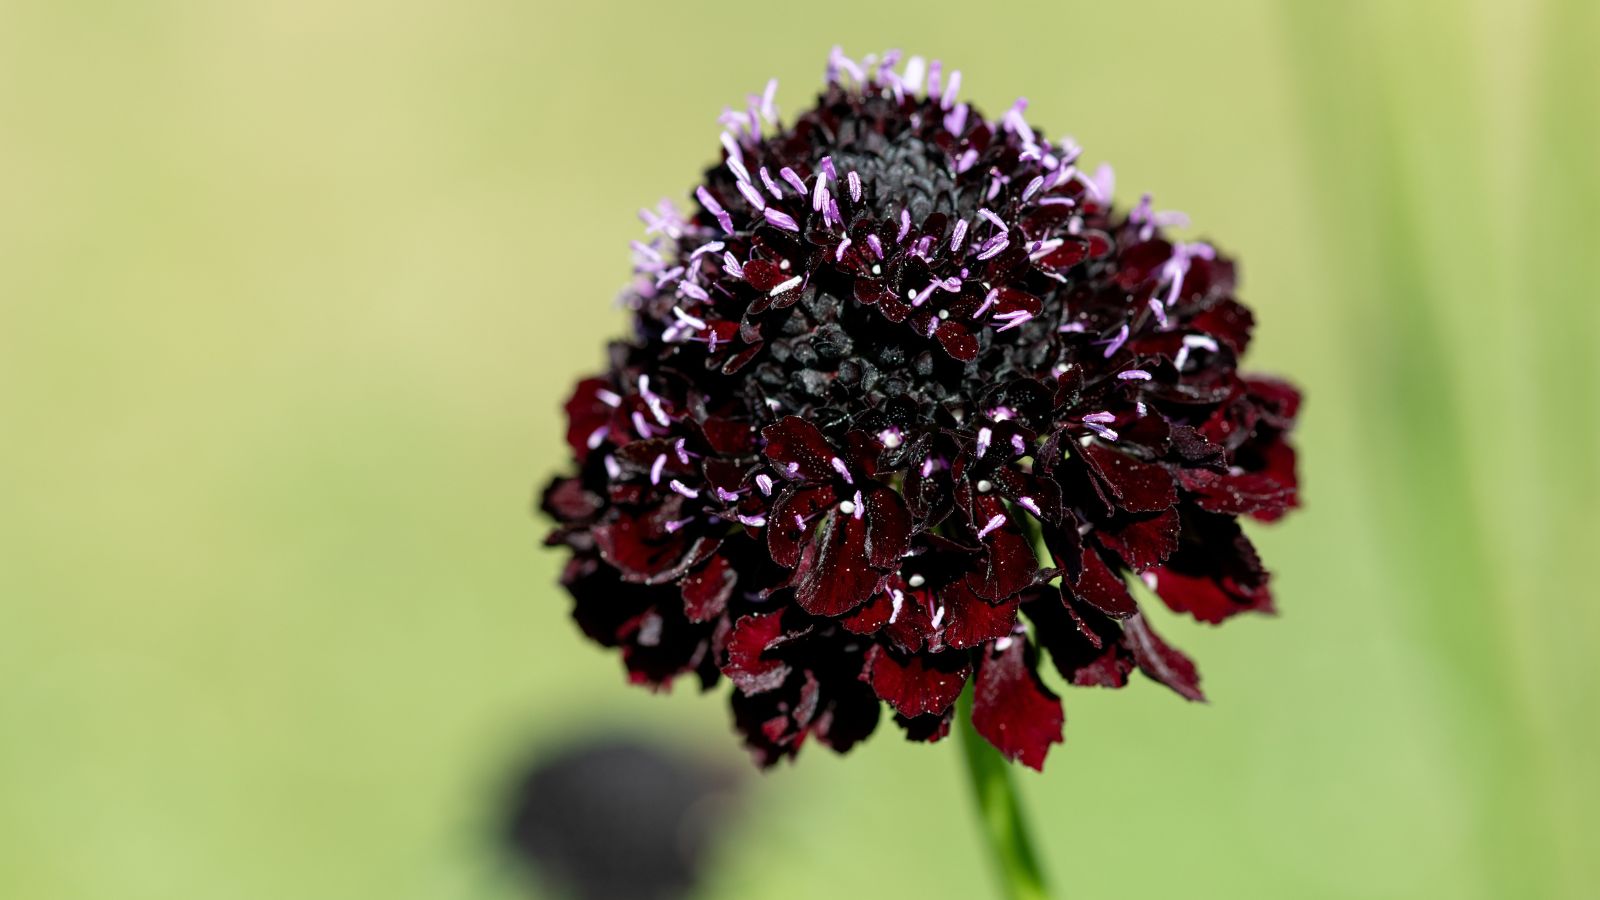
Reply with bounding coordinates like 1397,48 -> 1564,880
863,645 -> 970,718
971,634 -> 1064,771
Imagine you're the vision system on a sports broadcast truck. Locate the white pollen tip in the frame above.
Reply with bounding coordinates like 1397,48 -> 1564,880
908,574 -> 926,588
976,479 -> 993,493
838,500 -> 857,515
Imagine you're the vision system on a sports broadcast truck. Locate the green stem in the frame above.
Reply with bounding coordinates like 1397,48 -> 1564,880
956,688 -> 1052,900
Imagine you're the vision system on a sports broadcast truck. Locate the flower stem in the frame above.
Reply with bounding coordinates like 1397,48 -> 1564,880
956,687 -> 1052,900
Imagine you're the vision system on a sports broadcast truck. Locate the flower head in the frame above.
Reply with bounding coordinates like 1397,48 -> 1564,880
542,48 -> 1301,770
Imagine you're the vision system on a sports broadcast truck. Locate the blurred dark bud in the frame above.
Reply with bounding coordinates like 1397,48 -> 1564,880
501,736 -> 741,900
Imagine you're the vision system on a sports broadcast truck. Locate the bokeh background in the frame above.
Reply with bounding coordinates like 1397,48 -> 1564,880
3,0 -> 1596,897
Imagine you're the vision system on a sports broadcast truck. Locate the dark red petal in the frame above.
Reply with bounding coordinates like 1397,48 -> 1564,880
563,378 -> 615,464
540,477 -> 602,526
971,635 -> 1064,771
1025,587 -> 1134,688
812,681 -> 882,754
1122,613 -> 1205,701
1097,507 -> 1181,571
1182,467 -> 1297,521
940,577 -> 1021,650
1036,237 -> 1089,273
724,612 -> 792,694
768,485 -> 833,568
1191,297 -> 1255,354
894,710 -> 954,743
1068,544 -> 1138,618
1080,444 -> 1178,513
1152,512 -> 1274,623
762,416 -> 839,482
864,486 -> 913,569
863,645 -> 971,718
935,321 -> 979,362
964,493 -> 1040,601
1148,566 -> 1274,624
740,258 -> 788,293
793,507 -> 882,617
681,553 -> 736,623
594,507 -> 720,585
840,590 -> 894,635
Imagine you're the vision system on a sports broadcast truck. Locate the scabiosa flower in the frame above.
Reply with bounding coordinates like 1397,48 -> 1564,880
542,48 -> 1301,771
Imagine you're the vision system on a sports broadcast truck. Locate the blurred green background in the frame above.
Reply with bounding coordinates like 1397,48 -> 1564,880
3,0 -> 1595,897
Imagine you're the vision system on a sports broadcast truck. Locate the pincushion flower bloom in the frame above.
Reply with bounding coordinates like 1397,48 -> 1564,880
542,48 -> 1300,771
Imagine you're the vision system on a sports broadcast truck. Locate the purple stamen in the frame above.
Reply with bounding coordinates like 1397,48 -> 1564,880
1148,297 -> 1169,328
769,274 -> 802,295
898,208 -> 911,242
830,456 -> 854,484
973,288 -> 999,318
755,473 -> 774,495
1027,237 -> 1064,260
940,69 -> 961,108
976,513 -> 1006,540
978,208 -> 1007,231
586,426 -> 609,450
951,219 -> 969,251
721,252 -> 744,279
866,234 -> 885,259
847,170 -> 862,202
759,166 -> 784,199
1118,369 -> 1153,381
763,208 -> 800,232
780,166 -> 808,195
669,479 -> 699,499
716,487 -> 740,502
738,514 -> 767,528
688,240 -> 724,262
672,306 -> 708,329
976,235 -> 1010,260
650,454 -> 667,485
1103,323 -> 1129,357
638,375 -> 669,426
1021,175 -> 1045,202
631,411 -> 654,439
903,56 -> 926,92
944,102 -> 968,135
976,426 -> 992,457
1017,496 -> 1042,517
956,148 -> 978,173
1083,411 -> 1116,424
695,186 -> 734,235
759,78 -> 779,124
595,388 -> 622,408
835,236 -> 852,261
674,438 -> 692,464
993,309 -> 1032,331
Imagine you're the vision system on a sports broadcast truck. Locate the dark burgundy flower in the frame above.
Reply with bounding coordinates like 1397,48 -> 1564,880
541,48 -> 1301,770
